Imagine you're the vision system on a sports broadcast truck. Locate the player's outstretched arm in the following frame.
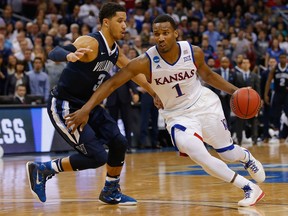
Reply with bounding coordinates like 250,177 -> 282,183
65,56 -> 146,133
117,50 -> 161,104
193,46 -> 238,95
48,36 -> 94,62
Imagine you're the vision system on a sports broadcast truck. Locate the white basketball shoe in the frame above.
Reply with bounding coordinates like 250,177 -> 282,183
238,183 -> 265,207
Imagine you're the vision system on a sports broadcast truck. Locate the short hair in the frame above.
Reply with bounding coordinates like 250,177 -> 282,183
99,2 -> 126,25
153,14 -> 177,30
16,60 -> 25,65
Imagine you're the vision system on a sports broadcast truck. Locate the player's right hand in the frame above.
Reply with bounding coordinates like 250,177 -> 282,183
64,108 -> 90,134
66,47 -> 93,62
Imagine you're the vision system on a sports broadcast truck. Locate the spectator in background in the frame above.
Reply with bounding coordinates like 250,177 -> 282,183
0,54 -> 7,95
255,30 -> 269,66
211,57 -> 236,130
65,23 -> 80,41
234,58 -> 261,145
26,57 -> 50,102
133,35 -> 143,55
166,5 -> 180,24
0,33 -> 13,65
45,57 -> 66,90
55,24 -> 71,46
13,84 -> 27,104
126,16 -> 138,39
64,5 -> 83,28
234,54 -> 244,73
5,60 -> 30,96
105,48 -> 140,152
231,29 -> 250,63
80,24 -> 91,35
23,49 -> 35,72
203,21 -> 221,51
79,0 -> 99,29
146,0 -> 164,20
265,38 -> 285,68
278,33 -> 288,55
201,35 -> 215,62
6,54 -> 17,75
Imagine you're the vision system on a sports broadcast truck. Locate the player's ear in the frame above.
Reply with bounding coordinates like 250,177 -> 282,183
174,30 -> 179,39
103,18 -> 109,27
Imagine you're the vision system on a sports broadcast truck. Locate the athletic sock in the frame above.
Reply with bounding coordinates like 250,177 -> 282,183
232,174 -> 251,189
106,173 -> 120,182
51,158 -> 64,172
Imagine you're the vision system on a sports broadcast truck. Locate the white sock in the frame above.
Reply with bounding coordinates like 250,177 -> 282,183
106,176 -> 119,182
51,159 -> 63,172
233,174 -> 252,189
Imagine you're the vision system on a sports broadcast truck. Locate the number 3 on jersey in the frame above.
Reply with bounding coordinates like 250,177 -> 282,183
172,83 -> 185,98
93,74 -> 106,91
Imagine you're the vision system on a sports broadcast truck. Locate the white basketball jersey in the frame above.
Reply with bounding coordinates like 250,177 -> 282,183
145,41 -> 203,111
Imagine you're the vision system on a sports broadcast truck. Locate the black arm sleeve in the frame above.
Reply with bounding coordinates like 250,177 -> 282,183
48,44 -> 77,62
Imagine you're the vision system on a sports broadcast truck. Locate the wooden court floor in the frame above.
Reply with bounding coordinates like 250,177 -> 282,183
1,143 -> 288,216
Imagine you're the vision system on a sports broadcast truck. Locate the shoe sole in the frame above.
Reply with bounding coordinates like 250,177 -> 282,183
238,191 -> 265,207
98,199 -> 137,206
26,162 -> 44,203
250,191 -> 265,206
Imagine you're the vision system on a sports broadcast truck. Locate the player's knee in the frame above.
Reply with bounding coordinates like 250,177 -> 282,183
108,134 -> 128,152
218,149 -> 238,162
70,153 -> 107,170
107,134 -> 127,167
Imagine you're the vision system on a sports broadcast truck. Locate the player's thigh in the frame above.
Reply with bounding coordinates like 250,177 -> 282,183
89,106 -> 123,142
201,111 -> 233,149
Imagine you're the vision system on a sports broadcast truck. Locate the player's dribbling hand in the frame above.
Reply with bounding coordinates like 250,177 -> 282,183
153,94 -> 164,109
64,109 -> 89,134
66,47 -> 93,62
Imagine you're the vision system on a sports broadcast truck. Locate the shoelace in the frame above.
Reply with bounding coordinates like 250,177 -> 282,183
245,160 -> 259,173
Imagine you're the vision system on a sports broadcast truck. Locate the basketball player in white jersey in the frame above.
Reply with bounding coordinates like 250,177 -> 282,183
65,15 -> 265,207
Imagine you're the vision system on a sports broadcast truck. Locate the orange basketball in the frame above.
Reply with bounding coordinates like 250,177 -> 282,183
230,88 -> 261,119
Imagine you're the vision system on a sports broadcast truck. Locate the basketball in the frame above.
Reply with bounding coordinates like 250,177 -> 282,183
230,88 -> 261,119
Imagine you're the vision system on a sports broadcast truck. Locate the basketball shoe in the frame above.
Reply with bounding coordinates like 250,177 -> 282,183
238,183 -> 265,206
241,148 -> 266,183
99,179 -> 137,205
26,161 -> 56,202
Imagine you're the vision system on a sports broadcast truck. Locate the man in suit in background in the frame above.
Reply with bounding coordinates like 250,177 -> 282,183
211,57 -> 236,130
13,84 -> 27,104
234,58 -> 261,145
106,66 -> 139,152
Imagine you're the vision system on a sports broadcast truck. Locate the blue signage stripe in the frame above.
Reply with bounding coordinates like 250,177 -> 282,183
30,108 -> 42,152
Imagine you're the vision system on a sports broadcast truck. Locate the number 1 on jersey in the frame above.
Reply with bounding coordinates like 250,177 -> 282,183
172,83 -> 185,98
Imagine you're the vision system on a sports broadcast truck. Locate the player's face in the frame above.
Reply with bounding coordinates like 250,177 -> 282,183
153,22 -> 178,53
108,12 -> 127,41
279,55 -> 287,64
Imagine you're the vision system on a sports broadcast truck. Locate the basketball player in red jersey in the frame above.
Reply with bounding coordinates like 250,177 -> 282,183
66,14 -> 266,207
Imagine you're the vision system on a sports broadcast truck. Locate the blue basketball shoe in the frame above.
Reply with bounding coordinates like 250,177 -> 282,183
26,161 -> 56,202
99,179 -> 137,205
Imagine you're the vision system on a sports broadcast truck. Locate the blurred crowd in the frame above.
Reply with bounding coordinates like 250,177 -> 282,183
0,0 -> 288,148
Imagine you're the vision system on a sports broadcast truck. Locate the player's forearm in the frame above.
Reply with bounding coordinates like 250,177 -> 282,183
82,81 -> 115,114
132,74 -> 156,97
82,72 -> 130,113
205,71 -> 238,95
48,44 -> 77,62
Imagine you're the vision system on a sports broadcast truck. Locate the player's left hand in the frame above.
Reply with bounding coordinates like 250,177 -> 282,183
64,109 -> 89,134
153,94 -> 163,109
